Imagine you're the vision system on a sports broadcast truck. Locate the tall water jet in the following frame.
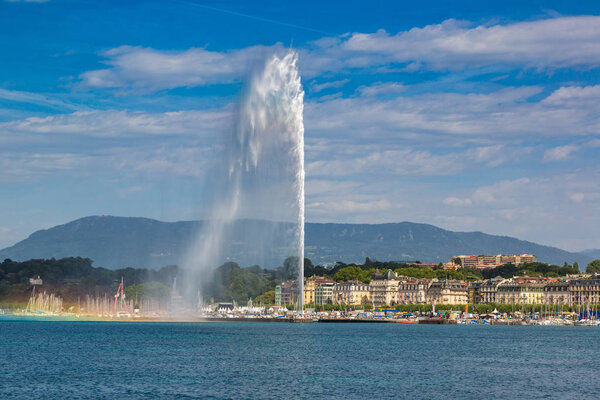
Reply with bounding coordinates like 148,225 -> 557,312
183,50 -> 305,311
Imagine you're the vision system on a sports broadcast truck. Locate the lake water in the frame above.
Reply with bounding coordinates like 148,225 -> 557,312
0,318 -> 598,399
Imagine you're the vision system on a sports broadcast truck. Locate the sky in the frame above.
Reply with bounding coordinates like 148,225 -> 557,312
0,0 -> 599,252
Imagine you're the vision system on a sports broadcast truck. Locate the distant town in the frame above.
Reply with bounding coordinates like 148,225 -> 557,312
277,254 -> 599,308
2,253 -> 600,326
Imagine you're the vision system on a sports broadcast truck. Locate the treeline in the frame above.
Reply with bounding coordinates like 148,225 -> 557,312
1,256 -> 591,306
306,258 -> 581,283
0,257 -> 298,305
0,257 -> 177,303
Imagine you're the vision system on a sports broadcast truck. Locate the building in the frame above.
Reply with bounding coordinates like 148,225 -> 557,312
397,278 -> 428,305
499,254 -> 536,264
332,281 -> 370,305
569,277 -> 600,306
450,254 -> 537,269
369,270 -> 400,307
468,281 -> 483,304
275,285 -> 282,306
451,255 -> 478,268
315,282 -> 334,305
426,280 -> 468,305
29,276 -> 43,286
479,277 -> 506,304
279,282 -> 298,306
303,276 -> 316,305
544,281 -> 570,305
496,278 -> 545,304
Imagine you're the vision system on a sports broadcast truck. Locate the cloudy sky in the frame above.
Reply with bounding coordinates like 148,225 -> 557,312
1,0 -> 599,252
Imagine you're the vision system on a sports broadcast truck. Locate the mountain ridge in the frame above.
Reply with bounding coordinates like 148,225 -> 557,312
0,215 -> 592,269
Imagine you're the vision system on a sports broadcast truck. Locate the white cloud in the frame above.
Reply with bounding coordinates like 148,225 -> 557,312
317,16 -> 600,72
542,85 -> 600,105
80,45 -> 281,92
357,82 -> 406,96
472,178 -> 531,205
77,16 -> 600,92
0,88 -> 76,110
310,79 -> 349,93
570,192 -> 585,202
443,197 -> 472,206
0,152 -> 90,181
305,84 -> 600,147
543,145 -> 578,162
303,168 -> 600,251
306,145 -> 531,179
458,171 -> 600,249
0,108 -> 231,139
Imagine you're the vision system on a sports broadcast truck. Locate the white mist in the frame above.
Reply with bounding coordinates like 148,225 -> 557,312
184,51 -> 305,310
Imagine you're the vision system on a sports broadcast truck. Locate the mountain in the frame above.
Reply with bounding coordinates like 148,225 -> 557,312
581,249 -> 600,260
0,216 -> 592,269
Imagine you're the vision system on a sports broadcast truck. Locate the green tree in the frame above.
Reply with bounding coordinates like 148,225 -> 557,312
303,258 -> 315,277
334,266 -> 370,282
586,260 -> 600,274
254,290 -> 275,305
279,257 -> 301,281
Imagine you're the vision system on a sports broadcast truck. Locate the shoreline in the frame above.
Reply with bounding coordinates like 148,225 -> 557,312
1,314 -> 590,325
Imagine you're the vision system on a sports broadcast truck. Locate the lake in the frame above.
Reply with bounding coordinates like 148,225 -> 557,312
0,318 -> 597,399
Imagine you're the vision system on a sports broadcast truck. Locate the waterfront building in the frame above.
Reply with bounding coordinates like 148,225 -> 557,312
315,282 -> 334,305
496,278 -> 544,304
569,277 -> 600,306
280,282 -> 298,306
275,285 -> 282,306
397,278 -> 428,304
426,280 -> 468,304
544,281 -> 570,306
332,281 -> 370,305
303,276 -> 316,305
480,277 -> 506,304
369,270 -> 400,307
468,281 -> 483,304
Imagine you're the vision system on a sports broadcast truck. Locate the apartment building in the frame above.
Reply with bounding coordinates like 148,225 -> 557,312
397,278 -> 428,305
426,280 -> 468,305
369,270 -> 400,307
332,281 -> 370,305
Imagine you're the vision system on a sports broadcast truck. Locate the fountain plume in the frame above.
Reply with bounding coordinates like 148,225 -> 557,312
183,50 -> 305,311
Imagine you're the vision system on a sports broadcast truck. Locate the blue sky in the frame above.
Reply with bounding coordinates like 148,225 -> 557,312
1,0 -> 599,252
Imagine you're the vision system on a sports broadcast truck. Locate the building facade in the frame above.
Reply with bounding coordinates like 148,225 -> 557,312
397,279 -> 428,305
569,278 -> 600,306
369,270 -> 400,307
479,277 -> 506,304
496,279 -> 545,304
544,281 -> 570,305
332,281 -> 370,305
450,254 -> 537,269
275,285 -> 282,306
426,280 -> 468,305
315,282 -> 334,305
303,277 -> 316,305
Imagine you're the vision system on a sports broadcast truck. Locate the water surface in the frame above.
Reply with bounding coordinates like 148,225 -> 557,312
0,319 -> 597,399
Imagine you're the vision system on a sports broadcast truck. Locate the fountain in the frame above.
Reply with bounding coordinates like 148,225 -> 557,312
183,50 -> 305,311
